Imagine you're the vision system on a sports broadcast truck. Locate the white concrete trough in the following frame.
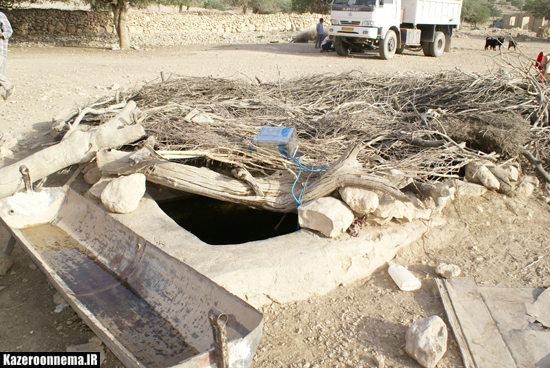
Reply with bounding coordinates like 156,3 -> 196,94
0,188 -> 263,368
107,189 -> 444,308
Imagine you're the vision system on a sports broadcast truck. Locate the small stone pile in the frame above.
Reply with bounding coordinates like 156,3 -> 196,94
297,162 -> 540,239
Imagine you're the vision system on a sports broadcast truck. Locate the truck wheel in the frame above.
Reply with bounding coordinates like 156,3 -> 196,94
334,37 -> 351,56
430,31 -> 445,57
422,41 -> 433,56
379,30 -> 397,60
396,47 -> 405,54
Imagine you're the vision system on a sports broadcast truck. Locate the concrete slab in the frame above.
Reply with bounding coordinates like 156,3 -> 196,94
110,195 -> 445,308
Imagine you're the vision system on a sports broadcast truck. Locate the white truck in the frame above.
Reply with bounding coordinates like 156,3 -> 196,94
328,0 -> 463,59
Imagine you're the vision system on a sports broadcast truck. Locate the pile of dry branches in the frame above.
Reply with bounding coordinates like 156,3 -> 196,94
68,58 -> 550,185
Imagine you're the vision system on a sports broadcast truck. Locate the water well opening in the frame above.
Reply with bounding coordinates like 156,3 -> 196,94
157,194 -> 298,245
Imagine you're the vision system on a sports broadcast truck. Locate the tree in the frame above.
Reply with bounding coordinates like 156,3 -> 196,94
461,0 -> 491,27
232,0 -> 249,13
510,0 -> 524,9
510,0 -> 524,21
488,2 -> 503,21
203,0 -> 227,10
232,0 -> 291,13
524,0 -> 550,19
86,0 -> 134,49
161,0 -> 202,13
291,0 -> 329,14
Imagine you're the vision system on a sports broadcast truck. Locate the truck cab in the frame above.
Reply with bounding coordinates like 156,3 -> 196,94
328,0 -> 462,59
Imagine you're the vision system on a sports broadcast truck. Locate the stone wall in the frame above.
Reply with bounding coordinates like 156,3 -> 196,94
7,9 -> 114,36
6,9 -> 327,46
127,12 -> 324,34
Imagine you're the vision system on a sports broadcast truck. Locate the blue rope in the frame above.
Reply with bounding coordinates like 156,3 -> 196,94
287,155 -> 327,230
247,136 -> 327,230
288,156 -> 326,207
249,136 -> 257,152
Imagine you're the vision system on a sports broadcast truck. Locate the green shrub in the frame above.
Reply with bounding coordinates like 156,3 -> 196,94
204,0 -> 227,10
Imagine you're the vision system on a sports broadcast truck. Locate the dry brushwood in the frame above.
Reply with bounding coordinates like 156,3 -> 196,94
66,56 -> 550,194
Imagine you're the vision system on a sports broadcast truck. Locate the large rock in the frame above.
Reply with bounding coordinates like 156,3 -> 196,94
501,165 -> 519,182
100,174 -> 146,214
0,147 -> 13,160
339,186 -> 379,214
516,175 -> 539,197
373,196 -> 431,223
83,167 -> 102,185
537,27 -> 550,38
406,316 -> 448,368
455,181 -> 487,198
435,263 -> 461,279
298,197 -> 354,238
465,162 -> 499,190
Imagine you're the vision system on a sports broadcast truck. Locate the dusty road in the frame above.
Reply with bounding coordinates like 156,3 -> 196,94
1,33 -> 549,368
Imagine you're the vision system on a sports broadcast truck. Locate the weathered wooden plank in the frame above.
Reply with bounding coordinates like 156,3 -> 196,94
97,144 -> 412,213
443,278 -> 517,368
435,278 -> 476,368
480,287 -> 550,367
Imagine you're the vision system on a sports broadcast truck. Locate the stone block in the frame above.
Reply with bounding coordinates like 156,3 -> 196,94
339,186 -> 379,214
406,316 -> 447,368
455,181 -> 487,198
373,196 -> 431,223
465,162 -> 499,190
84,167 -> 102,185
435,263 -> 461,278
517,175 -> 539,197
298,197 -> 354,238
100,174 -> 146,214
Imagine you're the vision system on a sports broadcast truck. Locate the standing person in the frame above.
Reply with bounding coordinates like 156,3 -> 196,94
0,11 -> 14,100
315,18 -> 324,49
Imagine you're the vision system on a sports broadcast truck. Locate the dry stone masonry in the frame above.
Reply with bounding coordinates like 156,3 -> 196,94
6,9 -> 327,47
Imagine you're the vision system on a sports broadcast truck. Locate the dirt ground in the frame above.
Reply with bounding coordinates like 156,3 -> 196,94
1,33 -> 550,367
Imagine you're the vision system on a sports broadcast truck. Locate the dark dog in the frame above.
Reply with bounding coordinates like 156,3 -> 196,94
484,37 -> 505,51
485,37 -> 497,50
508,39 -> 517,50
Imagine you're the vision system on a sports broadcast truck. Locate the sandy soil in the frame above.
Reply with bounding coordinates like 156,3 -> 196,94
1,34 -> 549,367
